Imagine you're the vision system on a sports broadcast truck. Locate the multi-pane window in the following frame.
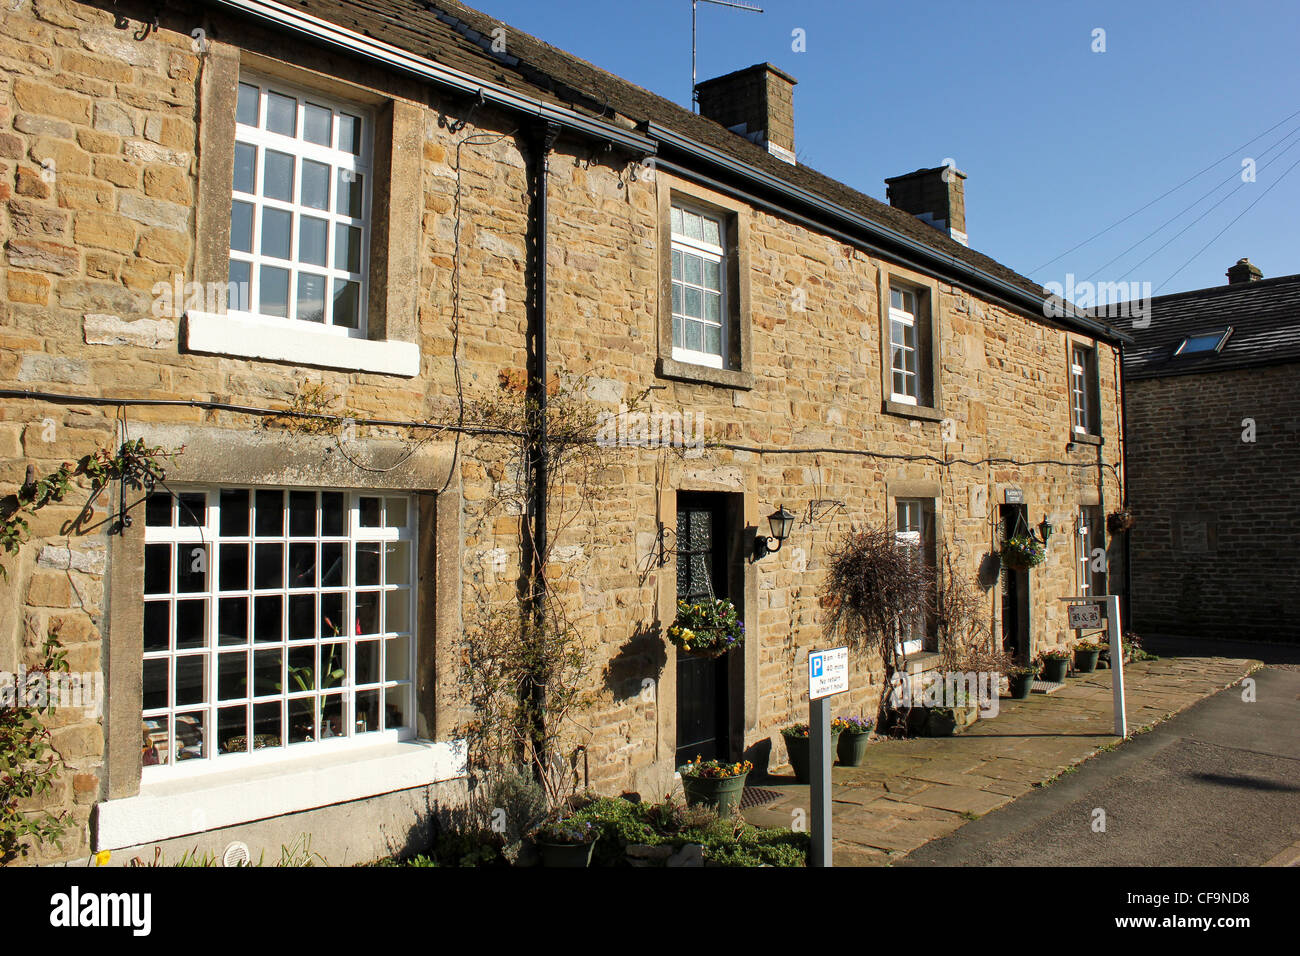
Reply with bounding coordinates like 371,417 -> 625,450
895,498 -> 936,653
1076,506 -> 1107,596
671,204 -> 726,369
1070,345 -> 1096,434
141,488 -> 415,777
229,77 -> 370,334
889,287 -> 920,404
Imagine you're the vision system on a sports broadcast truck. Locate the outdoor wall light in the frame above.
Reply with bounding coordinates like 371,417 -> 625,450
1032,515 -> 1054,545
754,504 -> 796,560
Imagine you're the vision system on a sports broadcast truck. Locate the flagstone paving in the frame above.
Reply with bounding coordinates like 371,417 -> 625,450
741,654 -> 1262,864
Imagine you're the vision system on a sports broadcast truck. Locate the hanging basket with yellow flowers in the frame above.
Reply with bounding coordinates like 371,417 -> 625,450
665,597 -> 744,658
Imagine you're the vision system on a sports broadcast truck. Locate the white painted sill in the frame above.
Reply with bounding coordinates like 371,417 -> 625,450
93,738 -> 466,851
185,311 -> 420,377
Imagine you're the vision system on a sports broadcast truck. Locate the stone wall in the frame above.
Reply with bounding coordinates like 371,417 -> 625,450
1,0 -> 1125,860
1126,363 -> 1300,641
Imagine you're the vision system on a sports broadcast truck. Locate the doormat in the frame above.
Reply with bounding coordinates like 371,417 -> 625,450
739,786 -> 784,810
1031,680 -> 1066,694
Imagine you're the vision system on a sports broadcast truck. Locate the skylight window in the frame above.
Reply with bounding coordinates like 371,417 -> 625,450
1174,328 -> 1231,356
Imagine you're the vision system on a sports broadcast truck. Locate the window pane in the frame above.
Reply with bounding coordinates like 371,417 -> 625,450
702,216 -> 721,246
671,248 -> 682,280
684,319 -> 702,351
335,223 -> 361,272
144,544 -> 171,594
385,589 -> 410,633
178,493 -> 205,527
218,651 -> 247,701
303,103 -> 332,147
218,544 -> 248,592
255,490 -> 284,535
218,704 -> 247,754
704,291 -> 721,322
288,491 -> 316,536
336,169 -> 363,218
175,656 -> 206,707
359,497 -> 381,527
385,636 -> 411,682
683,253 -> 701,286
321,542 -> 343,587
338,113 -> 362,154
219,489 -> 250,536
262,150 -> 294,202
671,283 -> 682,316
233,142 -> 256,194
144,601 -> 169,652
703,259 -> 721,291
332,279 -> 360,329
289,542 -> 317,588
670,206 -> 682,235
253,701 -> 282,748
176,600 -> 206,649
266,90 -> 296,136
385,686 -> 409,731
296,272 -> 326,323
683,211 -> 702,241
145,492 -> 172,527
704,323 -> 721,356
236,82 -> 260,126
260,208 -> 291,259
355,640 -> 380,685
321,493 -> 345,536
672,315 -> 682,347
143,658 -> 168,710
229,259 -> 250,305
300,212 -> 330,265
384,541 -> 410,585
176,545 -> 207,592
254,594 -> 282,643
253,650 -> 282,697
254,542 -> 283,589
259,266 -> 289,317
229,201 -> 253,253
301,159 -> 329,210
355,543 -> 381,585
683,286 -> 701,318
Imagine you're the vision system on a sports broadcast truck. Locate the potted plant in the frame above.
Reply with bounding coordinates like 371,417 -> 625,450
678,756 -> 753,815
1005,660 -> 1039,699
834,716 -> 874,766
1073,640 -> 1103,674
665,598 -> 745,658
1040,647 -> 1071,682
781,722 -> 842,783
533,818 -> 599,868
1107,509 -> 1136,534
999,534 -> 1045,571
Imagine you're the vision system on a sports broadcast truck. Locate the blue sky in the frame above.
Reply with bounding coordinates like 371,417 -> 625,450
472,0 -> 1300,297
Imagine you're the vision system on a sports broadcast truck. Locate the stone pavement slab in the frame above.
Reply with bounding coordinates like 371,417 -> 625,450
744,654 -> 1260,865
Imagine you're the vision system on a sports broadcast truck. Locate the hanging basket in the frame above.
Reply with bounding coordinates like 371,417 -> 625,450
1107,510 -> 1137,534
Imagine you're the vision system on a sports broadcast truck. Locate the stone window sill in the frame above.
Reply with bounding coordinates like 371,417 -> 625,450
1069,432 -> 1105,447
93,738 -> 466,851
185,311 -> 420,377
883,400 -> 944,423
900,651 -> 944,675
657,355 -> 753,390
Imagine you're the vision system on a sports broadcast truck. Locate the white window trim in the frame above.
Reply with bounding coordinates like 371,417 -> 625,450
1071,346 -> 1092,435
894,499 -> 932,655
185,310 -> 419,376
889,289 -> 920,405
141,488 -> 418,783
93,739 -> 467,852
670,204 -> 727,370
230,75 -> 373,337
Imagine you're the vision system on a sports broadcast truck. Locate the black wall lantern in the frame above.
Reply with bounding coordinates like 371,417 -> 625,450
754,504 -> 796,561
1031,515 -> 1054,546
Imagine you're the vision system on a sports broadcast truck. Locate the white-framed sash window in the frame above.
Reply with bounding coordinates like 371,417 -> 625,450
889,287 -> 920,404
671,203 -> 727,369
141,487 -> 415,781
229,76 -> 372,336
1071,345 -> 1094,435
895,497 -> 935,655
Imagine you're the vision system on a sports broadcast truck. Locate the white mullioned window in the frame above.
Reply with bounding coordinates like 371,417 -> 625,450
141,487 -> 415,779
229,76 -> 371,335
895,498 -> 935,654
671,203 -> 727,369
889,287 -> 920,404
1071,345 -> 1093,434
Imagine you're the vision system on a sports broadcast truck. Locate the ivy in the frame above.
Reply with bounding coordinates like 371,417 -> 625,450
0,628 -> 71,865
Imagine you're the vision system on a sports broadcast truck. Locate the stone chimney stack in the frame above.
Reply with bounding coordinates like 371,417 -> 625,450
1226,257 -> 1263,284
696,63 -> 797,165
884,165 -> 968,246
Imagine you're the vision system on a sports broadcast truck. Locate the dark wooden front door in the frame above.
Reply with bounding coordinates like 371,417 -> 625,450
1000,503 -> 1031,661
674,494 -> 732,766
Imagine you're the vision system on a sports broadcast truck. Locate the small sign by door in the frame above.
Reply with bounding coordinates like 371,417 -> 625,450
1067,601 -> 1103,629
1005,488 -> 1025,504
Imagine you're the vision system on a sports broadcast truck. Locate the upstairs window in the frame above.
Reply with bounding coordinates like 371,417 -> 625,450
670,204 -> 727,369
889,287 -> 921,405
1070,344 -> 1099,436
230,78 -> 371,335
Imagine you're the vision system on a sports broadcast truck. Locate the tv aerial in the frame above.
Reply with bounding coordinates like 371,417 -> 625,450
691,0 -> 765,112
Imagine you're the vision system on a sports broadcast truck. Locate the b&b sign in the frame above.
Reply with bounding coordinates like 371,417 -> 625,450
809,647 -> 849,700
1067,602 -> 1103,629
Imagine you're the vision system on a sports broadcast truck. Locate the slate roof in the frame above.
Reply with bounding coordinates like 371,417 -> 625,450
217,0 -> 1125,339
1116,273 -> 1300,380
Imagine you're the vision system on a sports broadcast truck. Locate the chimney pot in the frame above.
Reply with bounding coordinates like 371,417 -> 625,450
884,165 -> 968,245
696,63 -> 797,165
1226,257 -> 1263,284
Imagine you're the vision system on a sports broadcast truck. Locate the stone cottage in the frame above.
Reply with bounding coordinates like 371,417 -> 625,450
0,0 -> 1127,863
1122,260 -> 1300,642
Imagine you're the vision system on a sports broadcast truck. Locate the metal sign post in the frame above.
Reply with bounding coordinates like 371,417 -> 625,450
1060,596 -> 1126,737
807,647 -> 848,868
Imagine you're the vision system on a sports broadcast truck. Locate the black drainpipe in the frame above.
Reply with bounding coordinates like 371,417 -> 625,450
525,122 -> 559,776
